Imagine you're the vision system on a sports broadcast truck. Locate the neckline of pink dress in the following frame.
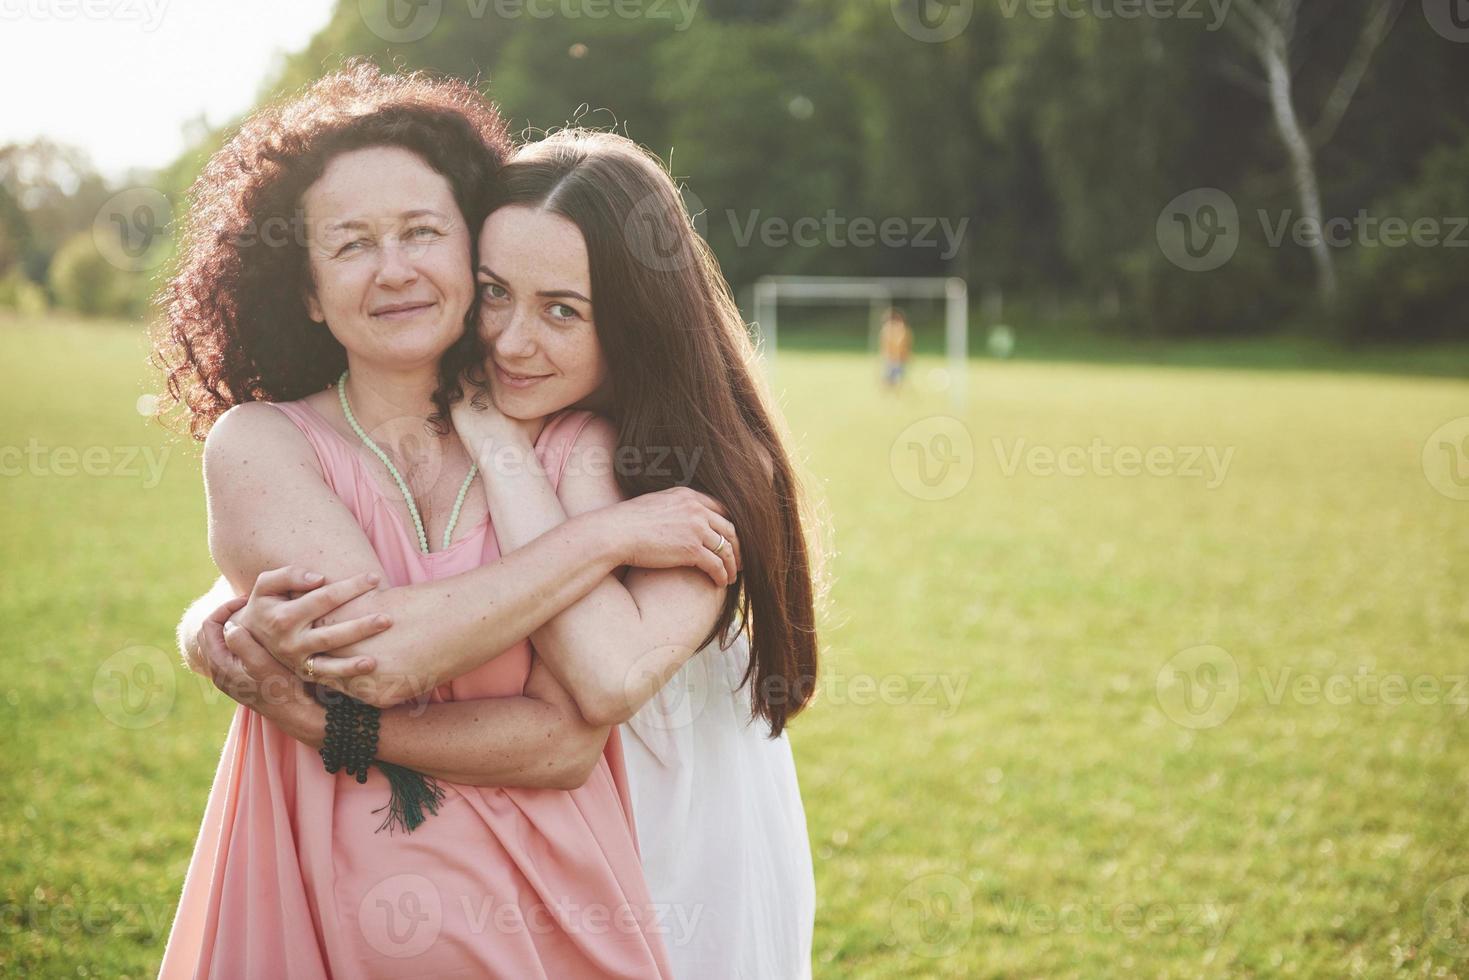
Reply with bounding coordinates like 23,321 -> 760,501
290,396 -> 544,560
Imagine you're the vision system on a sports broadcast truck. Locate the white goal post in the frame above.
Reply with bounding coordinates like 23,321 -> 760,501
750,275 -> 969,408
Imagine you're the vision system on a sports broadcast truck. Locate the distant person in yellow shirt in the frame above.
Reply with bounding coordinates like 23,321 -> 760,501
878,307 -> 913,392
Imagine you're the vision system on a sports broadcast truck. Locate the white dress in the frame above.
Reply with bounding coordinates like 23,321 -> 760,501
619,628 -> 816,980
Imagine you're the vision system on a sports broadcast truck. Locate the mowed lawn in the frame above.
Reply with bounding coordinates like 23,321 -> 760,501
2,314 -> 1466,978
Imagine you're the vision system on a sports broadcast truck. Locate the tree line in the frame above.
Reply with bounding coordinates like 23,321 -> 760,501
3,0 -> 1465,342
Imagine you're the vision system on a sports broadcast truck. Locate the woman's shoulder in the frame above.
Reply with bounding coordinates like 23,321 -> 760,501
558,408 -> 614,443
535,410 -> 613,489
203,398 -> 321,473
536,408 -> 611,456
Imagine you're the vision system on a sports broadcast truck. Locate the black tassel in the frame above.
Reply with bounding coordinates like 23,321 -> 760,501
372,760 -> 447,834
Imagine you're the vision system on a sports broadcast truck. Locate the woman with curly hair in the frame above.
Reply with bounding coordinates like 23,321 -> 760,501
153,63 -> 744,979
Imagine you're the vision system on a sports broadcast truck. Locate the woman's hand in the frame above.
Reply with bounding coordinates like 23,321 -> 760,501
451,379 -> 545,459
603,486 -> 742,587
231,566 -> 390,682
195,594 -> 325,748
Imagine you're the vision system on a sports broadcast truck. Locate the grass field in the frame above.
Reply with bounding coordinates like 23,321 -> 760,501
2,313 -> 1467,978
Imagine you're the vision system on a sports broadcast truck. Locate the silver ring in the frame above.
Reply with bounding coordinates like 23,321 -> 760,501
712,535 -> 727,556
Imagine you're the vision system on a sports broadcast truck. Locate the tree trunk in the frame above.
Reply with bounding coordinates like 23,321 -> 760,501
1260,38 -> 1338,306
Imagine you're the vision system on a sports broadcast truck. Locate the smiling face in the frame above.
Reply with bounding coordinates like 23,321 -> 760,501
301,145 -> 474,371
475,205 -> 609,419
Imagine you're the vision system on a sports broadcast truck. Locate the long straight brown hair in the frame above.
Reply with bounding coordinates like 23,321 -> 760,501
438,129 -> 819,737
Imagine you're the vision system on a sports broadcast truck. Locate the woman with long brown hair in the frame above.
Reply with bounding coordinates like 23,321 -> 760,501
443,127 -> 822,978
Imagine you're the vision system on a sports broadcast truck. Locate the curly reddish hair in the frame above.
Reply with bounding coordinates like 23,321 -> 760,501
152,60 -> 511,441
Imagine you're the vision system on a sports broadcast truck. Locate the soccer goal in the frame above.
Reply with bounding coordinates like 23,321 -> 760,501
750,275 -> 969,407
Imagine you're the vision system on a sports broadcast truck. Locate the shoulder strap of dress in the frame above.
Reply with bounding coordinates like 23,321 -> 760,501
534,409 -> 599,491
261,400 -> 355,495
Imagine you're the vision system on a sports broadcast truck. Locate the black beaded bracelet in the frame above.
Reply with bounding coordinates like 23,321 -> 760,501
317,688 -> 377,782
311,685 -> 445,834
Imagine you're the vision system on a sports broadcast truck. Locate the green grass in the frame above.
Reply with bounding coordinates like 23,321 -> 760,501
774,308 -> 1469,379
3,313 -> 1467,977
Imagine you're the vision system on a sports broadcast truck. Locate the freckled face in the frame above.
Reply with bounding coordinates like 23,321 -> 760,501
301,145 -> 474,370
475,205 -> 608,419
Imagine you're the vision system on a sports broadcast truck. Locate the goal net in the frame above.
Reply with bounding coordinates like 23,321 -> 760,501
750,275 -> 969,407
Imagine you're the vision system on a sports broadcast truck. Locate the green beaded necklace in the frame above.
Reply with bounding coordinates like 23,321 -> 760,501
337,370 -> 477,554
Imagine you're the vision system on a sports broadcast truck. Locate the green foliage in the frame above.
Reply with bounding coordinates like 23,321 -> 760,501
1342,132 -> 1469,342
654,20 -> 862,284
0,269 -> 48,316
45,233 -> 152,319
47,234 -> 117,316
490,16 -> 672,143
10,0 -> 1469,341
0,141 -> 112,283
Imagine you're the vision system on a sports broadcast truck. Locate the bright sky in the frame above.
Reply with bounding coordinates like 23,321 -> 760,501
0,0 -> 337,179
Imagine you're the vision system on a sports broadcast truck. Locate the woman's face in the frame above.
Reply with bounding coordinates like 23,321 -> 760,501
474,205 -> 609,420
302,145 -> 473,372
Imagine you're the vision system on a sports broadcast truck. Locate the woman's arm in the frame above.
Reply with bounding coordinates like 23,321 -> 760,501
468,415 -> 735,727
205,402 -> 730,708
178,570 -> 391,678
196,592 -> 609,790
372,660 -> 609,789
179,575 -> 236,676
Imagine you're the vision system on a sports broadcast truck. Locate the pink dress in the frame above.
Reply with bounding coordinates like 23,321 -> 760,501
158,402 -> 672,980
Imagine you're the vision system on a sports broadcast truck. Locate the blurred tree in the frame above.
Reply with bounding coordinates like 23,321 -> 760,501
489,17 -> 671,146
820,0 -> 1017,286
114,0 -> 1469,342
654,19 -> 862,284
702,0 -> 794,21
0,184 -> 29,276
1343,133 -> 1469,342
1217,0 -> 1403,307
0,140 -> 110,284
0,268 -> 48,315
1009,14 -> 1202,327
48,232 -> 126,316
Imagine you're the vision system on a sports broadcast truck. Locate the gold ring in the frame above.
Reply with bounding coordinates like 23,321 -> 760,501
712,535 -> 727,556
304,655 -> 318,679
